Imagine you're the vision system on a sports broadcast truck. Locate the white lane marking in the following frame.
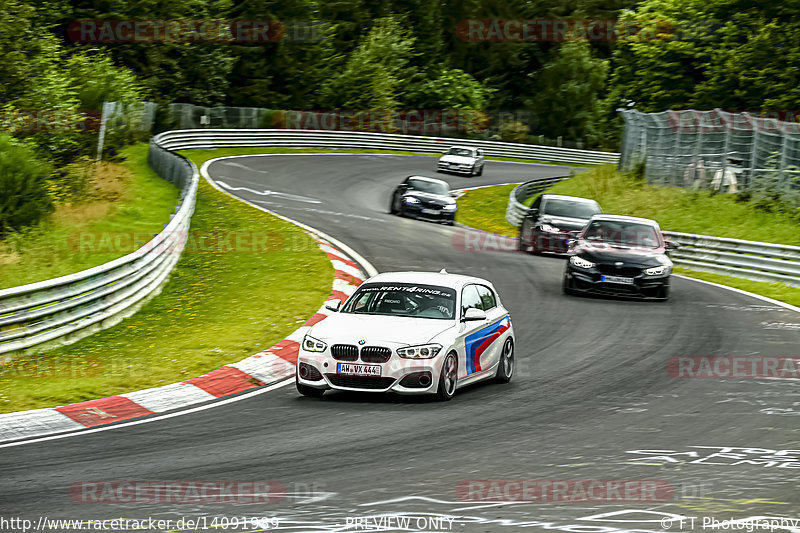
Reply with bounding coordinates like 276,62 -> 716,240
216,180 -> 321,204
0,379 -> 294,449
673,274 -> 800,314
219,161 -> 270,173
357,495 -> 531,513
202,156 -> 378,278
250,199 -> 385,223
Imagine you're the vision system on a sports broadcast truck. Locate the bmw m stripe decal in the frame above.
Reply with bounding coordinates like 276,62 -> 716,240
465,316 -> 511,375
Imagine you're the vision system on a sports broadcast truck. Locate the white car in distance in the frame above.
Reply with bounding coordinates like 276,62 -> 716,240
296,270 -> 515,401
438,146 -> 485,176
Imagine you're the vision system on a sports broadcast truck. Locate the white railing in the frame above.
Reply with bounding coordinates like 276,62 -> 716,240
155,129 -> 620,165
663,231 -> 800,286
0,141 -> 198,355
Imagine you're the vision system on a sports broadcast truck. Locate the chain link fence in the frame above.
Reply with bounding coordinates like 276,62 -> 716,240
618,108 -> 800,203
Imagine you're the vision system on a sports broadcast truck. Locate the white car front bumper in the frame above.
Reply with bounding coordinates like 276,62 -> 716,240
438,159 -> 475,174
297,350 -> 444,395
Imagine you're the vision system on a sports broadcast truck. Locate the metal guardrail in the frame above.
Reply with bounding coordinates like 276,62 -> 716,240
506,180 -> 800,287
155,129 -> 620,165
663,232 -> 800,286
0,141 -> 198,355
0,129 -> 617,356
505,176 -> 571,226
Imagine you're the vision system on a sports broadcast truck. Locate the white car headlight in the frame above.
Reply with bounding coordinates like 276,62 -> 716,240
569,256 -> 595,269
404,197 -> 420,204
443,204 -> 456,211
645,266 -> 670,276
540,224 -> 559,233
302,334 -> 327,352
397,343 -> 442,359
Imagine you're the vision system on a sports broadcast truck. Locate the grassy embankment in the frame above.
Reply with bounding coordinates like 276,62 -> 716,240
0,146 -> 333,413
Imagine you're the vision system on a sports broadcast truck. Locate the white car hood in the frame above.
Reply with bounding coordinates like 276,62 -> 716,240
439,155 -> 475,164
309,313 -> 455,346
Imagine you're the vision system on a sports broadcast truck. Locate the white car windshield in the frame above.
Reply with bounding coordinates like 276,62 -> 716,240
407,178 -> 449,195
342,282 -> 456,320
447,148 -> 474,157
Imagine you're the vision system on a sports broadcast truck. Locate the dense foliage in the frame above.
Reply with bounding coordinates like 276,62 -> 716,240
0,135 -> 53,235
1,0 -> 797,229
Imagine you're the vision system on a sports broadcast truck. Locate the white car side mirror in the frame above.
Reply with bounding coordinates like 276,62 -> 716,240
462,307 -> 487,321
325,299 -> 341,312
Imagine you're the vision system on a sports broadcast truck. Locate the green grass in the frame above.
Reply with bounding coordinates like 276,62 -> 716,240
456,165 -> 800,307
458,164 -> 800,243
176,146 -> 586,167
456,184 -> 521,236
544,165 -> 800,245
0,144 -> 180,289
674,268 -> 800,308
0,147 -> 333,413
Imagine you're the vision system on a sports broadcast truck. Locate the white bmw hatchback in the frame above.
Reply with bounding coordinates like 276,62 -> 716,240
296,271 -> 514,400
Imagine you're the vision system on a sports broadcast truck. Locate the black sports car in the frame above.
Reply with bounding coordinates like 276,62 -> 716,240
390,175 -> 457,225
562,215 -> 678,300
519,194 -> 602,254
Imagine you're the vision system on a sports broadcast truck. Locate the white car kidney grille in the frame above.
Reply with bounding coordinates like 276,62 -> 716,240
360,346 -> 392,363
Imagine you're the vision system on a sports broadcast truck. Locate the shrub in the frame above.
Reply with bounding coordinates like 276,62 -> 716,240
0,134 -> 53,235
499,121 -> 529,143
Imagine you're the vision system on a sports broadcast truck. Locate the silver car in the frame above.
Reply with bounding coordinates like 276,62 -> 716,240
438,146 -> 485,176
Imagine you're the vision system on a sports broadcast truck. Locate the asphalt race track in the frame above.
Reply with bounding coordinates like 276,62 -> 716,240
1,154 -> 799,532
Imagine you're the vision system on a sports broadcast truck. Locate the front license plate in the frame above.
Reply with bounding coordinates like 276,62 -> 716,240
421,208 -> 439,215
601,275 -> 634,285
337,363 -> 382,376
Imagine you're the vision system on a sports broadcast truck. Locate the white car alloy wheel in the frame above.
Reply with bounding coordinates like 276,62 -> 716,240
495,338 -> 514,383
437,352 -> 458,400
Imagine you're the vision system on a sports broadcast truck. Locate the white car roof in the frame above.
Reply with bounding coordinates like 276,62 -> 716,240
448,146 -> 476,152
407,175 -> 449,186
363,271 -> 494,291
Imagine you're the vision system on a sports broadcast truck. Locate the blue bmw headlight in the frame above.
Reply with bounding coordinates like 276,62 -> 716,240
443,204 -> 457,211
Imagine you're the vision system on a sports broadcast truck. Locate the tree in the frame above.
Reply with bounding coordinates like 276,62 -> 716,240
0,135 -> 53,236
318,16 -> 416,110
527,39 -> 609,142
406,68 -> 494,109
606,0 -> 800,113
